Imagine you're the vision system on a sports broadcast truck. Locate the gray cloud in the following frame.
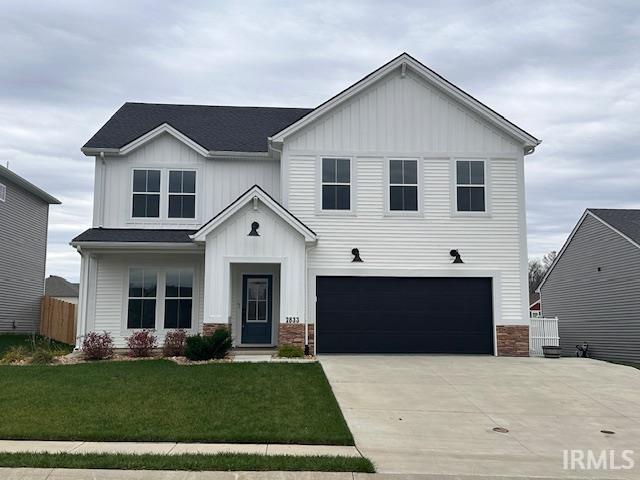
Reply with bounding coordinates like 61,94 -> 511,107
1,0 -> 639,280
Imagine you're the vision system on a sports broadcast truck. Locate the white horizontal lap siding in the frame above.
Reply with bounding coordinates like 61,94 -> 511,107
90,253 -> 205,348
97,133 -> 280,229
283,68 -> 527,327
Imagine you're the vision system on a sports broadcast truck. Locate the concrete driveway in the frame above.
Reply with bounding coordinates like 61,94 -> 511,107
320,355 -> 640,478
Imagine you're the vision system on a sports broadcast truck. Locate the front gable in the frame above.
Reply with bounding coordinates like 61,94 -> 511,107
274,54 -> 539,155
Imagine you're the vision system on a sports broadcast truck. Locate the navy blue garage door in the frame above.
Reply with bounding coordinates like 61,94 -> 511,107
316,276 -> 493,354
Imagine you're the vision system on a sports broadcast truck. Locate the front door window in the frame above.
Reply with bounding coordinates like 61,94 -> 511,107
246,278 -> 268,323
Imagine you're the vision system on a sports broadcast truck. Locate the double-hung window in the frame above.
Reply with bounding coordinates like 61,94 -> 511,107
164,269 -> 193,329
132,169 -> 160,217
321,158 -> 351,210
127,268 -> 157,329
456,160 -> 486,212
168,170 -> 196,218
389,159 -> 418,211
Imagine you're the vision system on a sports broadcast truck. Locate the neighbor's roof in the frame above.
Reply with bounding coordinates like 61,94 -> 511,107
45,275 -> 79,298
72,228 -> 196,244
537,208 -> 640,292
0,164 -> 60,204
83,103 -> 312,153
587,208 -> 640,245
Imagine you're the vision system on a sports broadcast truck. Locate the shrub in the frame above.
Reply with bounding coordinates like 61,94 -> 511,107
126,330 -> 157,357
30,348 -> 54,365
0,345 -> 29,364
163,329 -> 187,357
185,329 -> 232,361
82,331 -> 114,360
278,344 -> 304,358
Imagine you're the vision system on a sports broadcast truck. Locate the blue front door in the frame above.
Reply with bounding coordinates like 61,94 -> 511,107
241,275 -> 273,344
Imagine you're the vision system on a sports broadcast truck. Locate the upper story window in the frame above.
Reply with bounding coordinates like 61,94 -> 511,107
389,159 -> 418,211
456,160 -> 486,212
127,268 -> 157,329
168,170 -> 196,218
132,169 -> 160,218
321,158 -> 350,210
0,182 -> 6,202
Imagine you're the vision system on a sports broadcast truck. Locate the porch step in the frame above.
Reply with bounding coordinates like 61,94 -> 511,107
233,348 -> 277,356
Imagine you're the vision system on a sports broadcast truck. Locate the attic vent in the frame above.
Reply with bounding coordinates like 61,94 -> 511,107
0,182 -> 6,202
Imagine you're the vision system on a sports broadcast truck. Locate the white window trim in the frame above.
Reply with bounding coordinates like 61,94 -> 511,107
126,267 -> 159,330
450,158 -> 491,217
384,158 -> 423,217
163,268 -> 195,329
127,167 -> 200,225
168,169 -> 197,220
123,267 -> 198,333
316,156 -> 357,216
244,277 -> 269,324
0,182 -> 6,202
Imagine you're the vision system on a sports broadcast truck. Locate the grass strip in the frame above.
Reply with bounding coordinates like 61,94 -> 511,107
0,452 -> 375,472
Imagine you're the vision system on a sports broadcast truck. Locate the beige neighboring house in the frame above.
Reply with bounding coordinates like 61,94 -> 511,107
45,275 -> 79,305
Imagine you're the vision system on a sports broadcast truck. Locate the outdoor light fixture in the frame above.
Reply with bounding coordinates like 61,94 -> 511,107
351,248 -> 363,262
450,249 -> 463,263
248,221 -> 260,236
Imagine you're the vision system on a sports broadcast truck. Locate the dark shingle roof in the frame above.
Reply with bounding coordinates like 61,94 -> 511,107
588,209 -> 640,246
45,276 -> 79,298
83,103 -> 313,153
72,228 -> 196,244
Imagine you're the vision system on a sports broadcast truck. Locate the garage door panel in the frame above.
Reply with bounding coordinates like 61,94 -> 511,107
316,276 -> 493,354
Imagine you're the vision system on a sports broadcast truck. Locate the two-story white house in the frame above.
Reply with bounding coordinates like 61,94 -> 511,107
72,53 -> 540,356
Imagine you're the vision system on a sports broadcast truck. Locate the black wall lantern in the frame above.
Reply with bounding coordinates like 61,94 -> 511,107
351,248 -> 363,262
450,249 -> 463,264
248,221 -> 260,236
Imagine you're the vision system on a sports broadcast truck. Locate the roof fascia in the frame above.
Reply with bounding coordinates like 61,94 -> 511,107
191,186 -> 317,243
0,165 -> 61,204
536,209 -> 640,292
270,53 -> 540,149
70,241 -> 203,251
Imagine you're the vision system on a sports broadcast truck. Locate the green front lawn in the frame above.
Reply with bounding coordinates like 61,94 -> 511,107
0,452 -> 374,472
0,334 -> 73,355
0,360 -> 353,445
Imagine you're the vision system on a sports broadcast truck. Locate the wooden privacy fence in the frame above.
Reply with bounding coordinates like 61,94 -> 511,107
40,296 -> 76,345
529,316 -> 559,357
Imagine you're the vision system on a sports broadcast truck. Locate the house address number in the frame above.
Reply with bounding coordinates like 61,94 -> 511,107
285,316 -> 300,323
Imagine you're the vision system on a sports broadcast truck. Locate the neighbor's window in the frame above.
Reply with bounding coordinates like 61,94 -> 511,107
127,268 -> 157,329
389,159 -> 418,211
321,158 -> 350,210
168,170 -> 196,218
456,160 -> 485,212
164,269 -> 193,329
132,169 -> 160,217
0,182 -> 5,202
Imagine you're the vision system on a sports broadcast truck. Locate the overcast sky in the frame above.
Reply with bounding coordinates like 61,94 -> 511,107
1,0 -> 639,281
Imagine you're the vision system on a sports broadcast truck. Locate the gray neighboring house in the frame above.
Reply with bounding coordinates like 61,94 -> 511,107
0,165 -> 60,333
538,208 -> 640,363
45,275 -> 79,304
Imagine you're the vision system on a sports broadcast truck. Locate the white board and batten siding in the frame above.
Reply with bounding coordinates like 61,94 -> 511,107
282,67 -> 529,328
202,201 -> 307,332
93,133 -> 281,229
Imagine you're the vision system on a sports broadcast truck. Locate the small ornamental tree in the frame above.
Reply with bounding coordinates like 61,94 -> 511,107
126,330 -> 157,357
82,331 -> 114,360
163,329 -> 187,357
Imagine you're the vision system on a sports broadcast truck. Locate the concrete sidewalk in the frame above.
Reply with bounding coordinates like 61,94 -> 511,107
0,469 -> 593,479
0,440 -> 360,457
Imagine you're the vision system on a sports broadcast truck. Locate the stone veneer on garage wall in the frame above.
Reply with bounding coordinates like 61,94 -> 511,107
278,323 -> 314,353
496,325 -> 529,356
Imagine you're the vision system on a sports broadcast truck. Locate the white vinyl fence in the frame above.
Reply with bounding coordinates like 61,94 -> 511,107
529,317 -> 559,357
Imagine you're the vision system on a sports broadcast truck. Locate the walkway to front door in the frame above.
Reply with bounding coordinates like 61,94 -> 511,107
241,274 -> 272,344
